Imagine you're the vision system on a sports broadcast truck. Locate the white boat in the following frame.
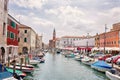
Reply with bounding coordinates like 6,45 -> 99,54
29,60 -> 40,65
15,63 -> 34,68
8,65 -> 34,73
106,69 -> 120,80
3,77 -> 18,80
81,56 -> 95,66
74,55 -> 83,61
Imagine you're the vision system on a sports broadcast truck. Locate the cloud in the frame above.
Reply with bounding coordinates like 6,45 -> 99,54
9,0 -> 120,43
11,0 -> 47,9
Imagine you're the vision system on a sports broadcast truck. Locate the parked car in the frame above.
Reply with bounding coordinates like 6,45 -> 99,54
98,54 -> 111,61
112,56 -> 120,64
106,55 -> 120,63
116,58 -> 120,65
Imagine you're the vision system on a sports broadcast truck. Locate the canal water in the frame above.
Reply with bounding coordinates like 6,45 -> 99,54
31,53 -> 110,80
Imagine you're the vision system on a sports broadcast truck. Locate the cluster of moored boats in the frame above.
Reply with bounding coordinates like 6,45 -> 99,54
0,53 -> 45,80
61,51 -> 120,80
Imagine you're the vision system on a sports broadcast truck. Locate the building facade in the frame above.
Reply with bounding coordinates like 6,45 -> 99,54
0,0 -> 9,63
36,34 -> 42,52
7,14 -> 20,61
18,24 -> 36,54
59,36 -> 85,49
94,23 -> 120,54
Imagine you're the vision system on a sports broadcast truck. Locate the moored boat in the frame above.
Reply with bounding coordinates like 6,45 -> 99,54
0,64 -> 17,80
1,71 -> 18,80
81,56 -> 95,66
15,63 -> 34,68
91,61 -> 112,72
29,59 -> 40,65
8,65 -> 34,73
6,67 -> 26,77
65,53 -> 75,58
74,55 -> 84,61
106,69 -> 120,80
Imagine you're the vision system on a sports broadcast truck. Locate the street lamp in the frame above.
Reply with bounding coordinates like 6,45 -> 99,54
104,24 -> 107,54
86,33 -> 89,56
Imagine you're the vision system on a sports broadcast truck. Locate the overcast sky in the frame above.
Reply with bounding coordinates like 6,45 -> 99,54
8,0 -> 120,44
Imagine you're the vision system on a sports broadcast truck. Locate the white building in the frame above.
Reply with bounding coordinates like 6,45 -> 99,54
0,0 -> 9,63
74,37 -> 95,47
74,36 -> 95,53
57,36 -> 85,49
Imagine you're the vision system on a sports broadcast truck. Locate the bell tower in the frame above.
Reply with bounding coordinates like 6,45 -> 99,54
53,28 -> 56,40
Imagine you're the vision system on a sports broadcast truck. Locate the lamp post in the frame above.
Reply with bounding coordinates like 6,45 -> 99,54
86,33 -> 89,56
104,24 -> 107,54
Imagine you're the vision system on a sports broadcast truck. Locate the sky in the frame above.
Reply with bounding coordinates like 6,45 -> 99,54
8,0 -> 120,44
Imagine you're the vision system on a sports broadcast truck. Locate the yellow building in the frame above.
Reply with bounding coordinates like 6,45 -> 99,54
18,24 -> 36,54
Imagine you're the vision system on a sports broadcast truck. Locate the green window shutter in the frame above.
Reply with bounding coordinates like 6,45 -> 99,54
11,21 -> 16,28
10,32 -> 14,39
24,38 -> 27,42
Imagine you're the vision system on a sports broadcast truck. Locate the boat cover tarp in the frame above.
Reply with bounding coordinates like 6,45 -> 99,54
0,64 -> 13,79
91,61 -> 112,69
0,64 -> 7,72
0,71 -> 12,79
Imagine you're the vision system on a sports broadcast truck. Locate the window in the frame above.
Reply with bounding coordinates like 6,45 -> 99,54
3,23 -> 5,35
10,32 -> 14,39
18,38 -> 20,42
24,30 -> 27,33
7,31 -> 10,38
15,34 -> 17,40
11,21 -> 16,28
24,38 -> 27,42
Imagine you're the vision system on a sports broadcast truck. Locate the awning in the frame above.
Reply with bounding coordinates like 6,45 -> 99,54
91,47 -> 120,51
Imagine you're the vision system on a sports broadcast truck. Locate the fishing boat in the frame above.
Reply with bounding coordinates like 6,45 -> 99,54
91,61 -> 112,72
0,64 -> 17,80
8,65 -> 34,73
106,69 -> 120,80
81,56 -> 95,66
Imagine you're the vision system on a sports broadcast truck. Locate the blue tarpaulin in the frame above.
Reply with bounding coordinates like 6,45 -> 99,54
0,71 -> 13,79
91,61 -> 112,69
0,64 -> 13,79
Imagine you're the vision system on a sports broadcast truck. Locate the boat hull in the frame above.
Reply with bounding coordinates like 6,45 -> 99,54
91,65 -> 111,72
106,71 -> 120,80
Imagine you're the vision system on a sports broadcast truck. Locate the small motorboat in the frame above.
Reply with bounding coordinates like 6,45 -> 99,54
91,61 -> 112,72
8,65 -> 34,73
0,64 -> 17,80
81,56 -> 95,66
6,67 -> 26,78
15,63 -> 34,68
29,59 -> 40,65
74,55 -> 84,61
65,53 -> 75,58
106,69 -> 120,80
